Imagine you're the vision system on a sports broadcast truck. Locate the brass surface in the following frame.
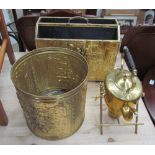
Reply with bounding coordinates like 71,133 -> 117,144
36,40 -> 119,81
99,82 -> 143,134
104,56 -> 143,121
35,17 -> 120,81
100,123 -> 144,126
105,69 -> 143,102
11,47 -> 88,140
121,103 -> 133,121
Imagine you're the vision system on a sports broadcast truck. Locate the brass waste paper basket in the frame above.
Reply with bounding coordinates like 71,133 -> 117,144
35,16 -> 120,81
11,47 -> 88,140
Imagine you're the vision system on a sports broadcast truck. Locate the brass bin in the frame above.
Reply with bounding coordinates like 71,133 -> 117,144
11,47 -> 88,140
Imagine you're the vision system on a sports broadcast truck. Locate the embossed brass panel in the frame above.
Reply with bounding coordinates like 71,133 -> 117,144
35,17 -> 120,81
36,40 -> 119,81
11,47 -> 88,140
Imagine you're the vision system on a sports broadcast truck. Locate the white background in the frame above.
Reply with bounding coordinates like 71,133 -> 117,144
0,0 -> 154,9
0,0 -> 155,154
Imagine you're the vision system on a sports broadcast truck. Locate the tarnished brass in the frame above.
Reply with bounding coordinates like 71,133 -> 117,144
104,54 -> 143,121
35,17 -> 120,81
11,47 -> 88,140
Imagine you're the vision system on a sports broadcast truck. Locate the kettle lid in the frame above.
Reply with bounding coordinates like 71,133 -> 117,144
105,69 -> 143,101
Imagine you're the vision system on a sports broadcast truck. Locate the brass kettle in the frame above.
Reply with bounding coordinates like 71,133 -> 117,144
104,46 -> 143,121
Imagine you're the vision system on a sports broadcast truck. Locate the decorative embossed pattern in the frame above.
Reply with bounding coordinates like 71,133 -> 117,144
36,40 -> 120,81
11,47 -> 88,140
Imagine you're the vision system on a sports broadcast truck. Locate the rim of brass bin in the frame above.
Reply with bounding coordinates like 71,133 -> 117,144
11,47 -> 88,99
11,47 -> 88,140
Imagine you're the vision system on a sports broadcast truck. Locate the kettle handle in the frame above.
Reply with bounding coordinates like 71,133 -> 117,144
123,46 -> 137,75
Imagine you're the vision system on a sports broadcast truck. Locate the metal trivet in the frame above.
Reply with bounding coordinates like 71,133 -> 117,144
99,82 -> 144,135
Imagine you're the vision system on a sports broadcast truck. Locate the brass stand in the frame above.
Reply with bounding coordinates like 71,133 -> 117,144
99,82 -> 143,135
100,83 -> 103,135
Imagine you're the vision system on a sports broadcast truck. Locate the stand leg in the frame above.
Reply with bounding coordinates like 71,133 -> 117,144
135,102 -> 139,134
116,118 -> 120,124
100,82 -> 103,135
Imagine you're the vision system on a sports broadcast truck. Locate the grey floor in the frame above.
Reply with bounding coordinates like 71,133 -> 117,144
12,43 -> 20,52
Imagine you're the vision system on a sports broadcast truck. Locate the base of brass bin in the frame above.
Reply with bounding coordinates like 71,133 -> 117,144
99,82 -> 144,135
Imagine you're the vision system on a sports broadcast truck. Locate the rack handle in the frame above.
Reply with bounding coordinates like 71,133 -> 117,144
68,16 -> 88,24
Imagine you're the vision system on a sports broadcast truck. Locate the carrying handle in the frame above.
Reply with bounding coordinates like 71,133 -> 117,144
123,46 -> 137,75
68,16 -> 88,24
